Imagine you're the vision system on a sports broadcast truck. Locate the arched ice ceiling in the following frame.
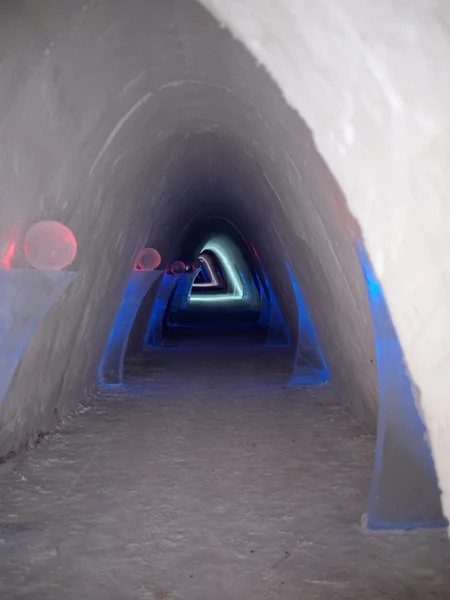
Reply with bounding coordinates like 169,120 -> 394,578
0,0 -> 377,457
3,0 -> 445,529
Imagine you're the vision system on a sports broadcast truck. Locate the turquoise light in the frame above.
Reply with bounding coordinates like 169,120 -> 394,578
188,236 -> 246,304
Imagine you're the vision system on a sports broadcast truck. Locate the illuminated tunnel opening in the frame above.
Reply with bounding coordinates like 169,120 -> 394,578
1,2 -> 449,596
119,214 -> 305,386
161,219 -> 277,345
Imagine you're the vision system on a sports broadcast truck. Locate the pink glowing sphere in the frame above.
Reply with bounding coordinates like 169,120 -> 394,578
24,221 -> 77,271
170,260 -> 186,275
136,247 -> 161,271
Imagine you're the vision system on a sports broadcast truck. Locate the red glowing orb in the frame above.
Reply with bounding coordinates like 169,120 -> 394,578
170,260 -> 186,275
24,221 -> 77,271
136,247 -> 161,271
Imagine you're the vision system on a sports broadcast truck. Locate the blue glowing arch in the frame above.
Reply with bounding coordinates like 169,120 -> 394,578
356,242 -> 446,530
98,270 -> 163,386
285,262 -> 329,386
166,271 -> 200,325
250,246 -> 290,347
0,268 -> 78,407
145,272 -> 183,347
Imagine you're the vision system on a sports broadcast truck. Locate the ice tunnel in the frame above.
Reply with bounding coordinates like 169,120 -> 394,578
1,1 -> 450,597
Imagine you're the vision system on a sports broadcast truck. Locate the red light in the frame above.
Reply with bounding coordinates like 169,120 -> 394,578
251,243 -> 261,263
2,240 -> 16,269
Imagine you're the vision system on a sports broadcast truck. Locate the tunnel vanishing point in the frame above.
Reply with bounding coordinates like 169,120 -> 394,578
1,1 -> 450,597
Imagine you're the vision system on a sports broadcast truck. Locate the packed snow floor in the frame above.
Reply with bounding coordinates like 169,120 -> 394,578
0,346 -> 449,599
